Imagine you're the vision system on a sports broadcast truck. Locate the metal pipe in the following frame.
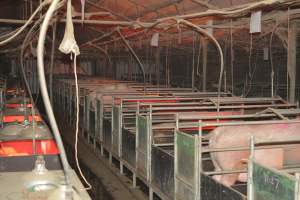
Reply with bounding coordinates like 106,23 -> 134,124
88,44 -> 112,68
49,19 -> 57,105
180,119 -> 300,129
0,0 -> 50,46
178,19 -> 224,115
202,144 -> 300,153
157,0 -> 298,22
117,29 -> 146,83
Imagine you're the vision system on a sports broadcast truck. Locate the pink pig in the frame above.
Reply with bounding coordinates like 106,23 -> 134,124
208,122 -> 300,186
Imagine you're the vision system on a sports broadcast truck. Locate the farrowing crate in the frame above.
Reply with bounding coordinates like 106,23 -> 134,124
175,112 -> 300,200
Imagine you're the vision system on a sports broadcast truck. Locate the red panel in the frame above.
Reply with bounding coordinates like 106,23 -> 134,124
5,103 -> 33,108
0,140 -> 59,156
125,99 -> 177,103
3,115 -> 42,123
179,111 -> 243,131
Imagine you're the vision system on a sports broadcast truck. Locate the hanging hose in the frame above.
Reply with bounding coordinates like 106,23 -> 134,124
20,14 -> 46,157
59,0 -> 91,190
36,0 -> 71,188
117,28 -> 146,84
49,19 -> 57,105
89,43 -> 112,69
178,19 -> 224,114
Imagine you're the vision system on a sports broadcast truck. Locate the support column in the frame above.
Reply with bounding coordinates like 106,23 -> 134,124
287,21 -> 298,103
155,47 -> 161,86
202,39 -> 207,92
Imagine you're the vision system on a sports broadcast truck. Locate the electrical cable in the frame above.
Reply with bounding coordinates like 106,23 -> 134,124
196,37 -> 201,77
270,24 -> 278,97
73,54 -> 92,190
245,50 -> 259,97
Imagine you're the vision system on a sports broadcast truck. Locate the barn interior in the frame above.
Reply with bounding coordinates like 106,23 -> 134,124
0,0 -> 300,200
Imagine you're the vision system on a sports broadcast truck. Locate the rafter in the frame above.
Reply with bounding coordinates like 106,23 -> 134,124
86,0 -> 130,20
190,0 -> 219,10
129,0 -> 184,19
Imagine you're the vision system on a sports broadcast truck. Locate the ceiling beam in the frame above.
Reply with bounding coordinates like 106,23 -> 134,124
127,0 -> 162,18
190,0 -> 219,9
85,0 -> 130,21
130,0 -> 184,19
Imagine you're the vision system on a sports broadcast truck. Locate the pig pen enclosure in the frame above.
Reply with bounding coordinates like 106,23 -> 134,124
3,0 -> 300,199
248,136 -> 300,200
175,114 -> 300,200
52,76 -> 300,200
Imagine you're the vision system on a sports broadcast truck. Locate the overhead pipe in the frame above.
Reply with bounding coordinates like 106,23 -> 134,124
88,43 -> 112,68
117,28 -> 146,83
157,0 -> 299,22
129,0 -> 183,19
149,18 -> 224,113
49,20 -> 57,105
0,0 -> 50,46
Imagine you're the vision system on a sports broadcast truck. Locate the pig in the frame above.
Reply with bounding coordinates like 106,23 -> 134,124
87,84 -> 138,110
209,122 -> 300,187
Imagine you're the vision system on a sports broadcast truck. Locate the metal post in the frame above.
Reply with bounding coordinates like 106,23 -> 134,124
192,33 -> 195,91
287,21 -> 297,103
133,173 -> 137,188
197,120 -> 202,200
247,136 -> 255,200
202,39 -> 207,92
109,101 -> 113,165
295,173 -> 300,200
174,125 -> 178,200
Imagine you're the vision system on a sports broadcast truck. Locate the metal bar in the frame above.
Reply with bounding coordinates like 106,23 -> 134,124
204,169 -> 246,176
202,144 -> 300,153
179,119 -> 300,129
149,103 -> 295,111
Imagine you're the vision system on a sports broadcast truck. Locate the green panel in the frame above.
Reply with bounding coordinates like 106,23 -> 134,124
138,115 -> 148,148
176,131 -> 195,157
137,115 -> 149,178
176,130 -> 195,187
112,106 -> 120,154
113,106 -> 120,130
253,162 -> 295,200
84,96 -> 89,130
96,100 -> 100,134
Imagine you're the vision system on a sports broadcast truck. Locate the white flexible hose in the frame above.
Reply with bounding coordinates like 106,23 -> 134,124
74,55 -> 92,190
36,0 -> 71,186
179,19 -> 224,114
59,0 -> 91,189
